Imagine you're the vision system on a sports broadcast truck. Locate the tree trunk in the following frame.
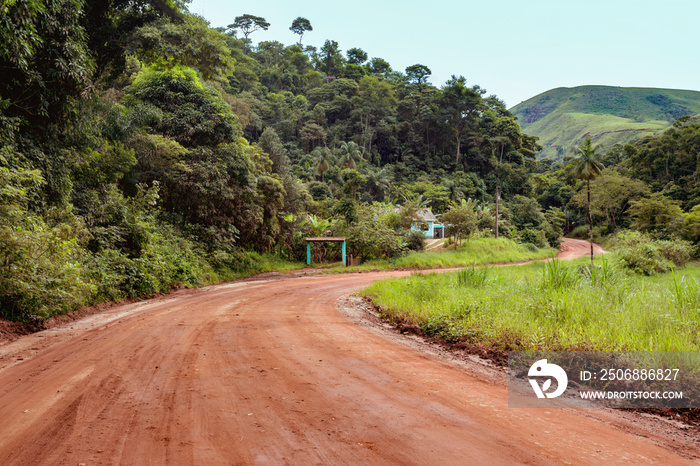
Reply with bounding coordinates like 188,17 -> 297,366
455,135 -> 461,165
588,179 -> 593,266
494,184 -> 499,239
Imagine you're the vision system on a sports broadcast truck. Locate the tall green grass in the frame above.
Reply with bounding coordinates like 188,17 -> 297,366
456,263 -> 491,287
325,237 -> 553,273
395,237 -> 553,268
363,258 -> 700,352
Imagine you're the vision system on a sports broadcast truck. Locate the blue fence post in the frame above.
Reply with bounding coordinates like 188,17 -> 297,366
342,241 -> 347,266
307,241 -> 311,265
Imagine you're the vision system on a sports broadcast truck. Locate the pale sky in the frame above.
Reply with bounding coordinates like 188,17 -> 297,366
187,0 -> 699,108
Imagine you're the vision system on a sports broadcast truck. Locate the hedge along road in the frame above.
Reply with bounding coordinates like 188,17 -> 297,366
0,239 -> 696,465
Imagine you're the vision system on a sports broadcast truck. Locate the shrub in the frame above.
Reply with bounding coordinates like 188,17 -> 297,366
405,230 -> 426,252
518,228 -> 548,248
614,231 -> 695,275
654,239 -> 695,266
341,205 -> 405,261
569,224 -> 589,239
307,181 -> 332,201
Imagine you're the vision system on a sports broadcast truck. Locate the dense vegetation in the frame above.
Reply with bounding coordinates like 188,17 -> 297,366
0,2 -> 554,321
2,2 -> 700,324
512,86 -> 700,160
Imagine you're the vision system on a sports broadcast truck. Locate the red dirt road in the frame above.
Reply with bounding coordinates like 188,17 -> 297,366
0,240 -> 697,464
557,237 -> 606,260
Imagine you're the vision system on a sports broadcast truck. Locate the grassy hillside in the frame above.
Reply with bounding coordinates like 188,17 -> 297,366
511,86 -> 700,159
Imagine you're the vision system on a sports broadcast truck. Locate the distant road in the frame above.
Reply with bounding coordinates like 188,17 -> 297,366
557,237 -> 606,260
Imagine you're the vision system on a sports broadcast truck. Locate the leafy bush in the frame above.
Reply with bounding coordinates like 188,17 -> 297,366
0,156 -> 94,320
0,218 -> 95,321
420,316 -> 463,343
308,181 -> 332,200
341,205 -> 405,261
654,238 -> 696,266
405,230 -> 426,252
518,228 -> 548,248
569,224 -> 590,239
614,230 -> 695,275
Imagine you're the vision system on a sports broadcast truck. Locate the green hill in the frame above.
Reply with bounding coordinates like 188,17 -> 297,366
510,86 -> 700,159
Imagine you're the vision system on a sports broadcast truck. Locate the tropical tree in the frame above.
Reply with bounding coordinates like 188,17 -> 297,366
441,201 -> 478,246
405,64 -> 431,92
628,193 -> 684,238
313,146 -> 335,182
368,57 -> 392,76
318,39 -> 343,76
228,14 -> 270,50
346,47 -> 368,65
569,169 -> 650,230
571,138 -> 605,264
130,14 -> 234,82
439,76 -> 485,166
303,214 -> 335,237
365,167 -> 392,200
351,75 -> 396,155
289,17 -> 312,45
303,214 -> 337,262
338,141 -> 363,169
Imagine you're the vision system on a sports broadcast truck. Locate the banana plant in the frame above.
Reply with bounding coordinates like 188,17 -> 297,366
303,214 -> 336,237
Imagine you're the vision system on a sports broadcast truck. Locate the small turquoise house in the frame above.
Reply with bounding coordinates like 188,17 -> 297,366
412,208 -> 446,238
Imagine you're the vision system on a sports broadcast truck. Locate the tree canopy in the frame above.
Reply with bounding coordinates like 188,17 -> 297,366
290,17 -> 312,45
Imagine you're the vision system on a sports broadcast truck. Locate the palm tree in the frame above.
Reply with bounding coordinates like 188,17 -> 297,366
572,138 -> 604,265
366,167 -> 392,200
313,147 -> 335,182
338,141 -> 363,169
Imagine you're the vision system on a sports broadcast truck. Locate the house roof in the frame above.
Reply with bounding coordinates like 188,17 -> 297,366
305,237 -> 346,242
416,208 -> 437,222
392,206 -> 437,222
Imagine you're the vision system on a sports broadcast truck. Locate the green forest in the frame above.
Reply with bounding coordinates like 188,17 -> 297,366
2,1 -> 700,321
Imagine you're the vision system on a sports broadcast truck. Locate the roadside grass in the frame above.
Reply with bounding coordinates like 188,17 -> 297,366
320,237 -> 553,273
362,257 -> 700,353
220,252 -> 307,281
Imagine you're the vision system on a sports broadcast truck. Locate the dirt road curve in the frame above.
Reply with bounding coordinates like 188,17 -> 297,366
557,237 -> 606,260
0,240 -> 697,465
